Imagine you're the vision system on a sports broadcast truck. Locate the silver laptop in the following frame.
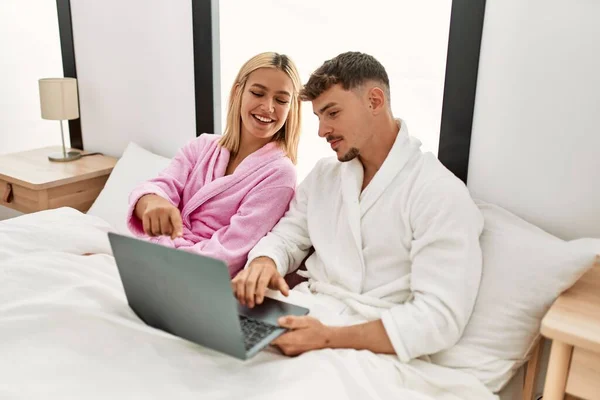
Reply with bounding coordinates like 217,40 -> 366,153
108,232 -> 309,360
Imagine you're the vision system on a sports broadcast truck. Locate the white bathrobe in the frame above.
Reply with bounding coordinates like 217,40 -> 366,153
247,120 -> 484,363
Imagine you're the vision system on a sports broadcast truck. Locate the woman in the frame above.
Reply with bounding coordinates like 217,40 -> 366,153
127,52 -> 302,277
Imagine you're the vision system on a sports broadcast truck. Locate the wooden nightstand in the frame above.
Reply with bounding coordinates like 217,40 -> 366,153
540,257 -> 600,400
0,146 -> 117,213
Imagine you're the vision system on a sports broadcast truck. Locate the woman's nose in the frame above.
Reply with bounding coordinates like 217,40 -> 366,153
262,98 -> 275,113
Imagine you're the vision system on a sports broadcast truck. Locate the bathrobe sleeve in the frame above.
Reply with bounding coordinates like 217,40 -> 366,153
188,182 -> 295,278
127,141 -> 198,236
246,170 -> 314,277
381,177 -> 484,362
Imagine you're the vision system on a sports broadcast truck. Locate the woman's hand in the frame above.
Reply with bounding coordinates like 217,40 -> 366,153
134,194 -> 183,240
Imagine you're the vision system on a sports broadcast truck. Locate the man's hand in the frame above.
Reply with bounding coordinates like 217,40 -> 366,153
275,318 -> 396,357
232,257 -> 289,308
272,316 -> 331,356
134,194 -> 183,240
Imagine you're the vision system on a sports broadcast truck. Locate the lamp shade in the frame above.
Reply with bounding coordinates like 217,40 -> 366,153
38,77 -> 79,120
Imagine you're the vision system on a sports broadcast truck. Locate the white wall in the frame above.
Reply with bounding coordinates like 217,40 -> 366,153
469,0 -> 600,241
219,0 -> 451,181
0,1 -> 68,220
469,3 -> 600,393
211,0 -> 222,136
0,0 -> 68,156
69,0 -> 197,159
67,0 -> 450,176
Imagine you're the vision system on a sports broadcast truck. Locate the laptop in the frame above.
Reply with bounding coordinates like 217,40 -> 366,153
108,232 -> 309,360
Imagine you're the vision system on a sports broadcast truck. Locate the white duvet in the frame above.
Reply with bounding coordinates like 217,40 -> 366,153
0,208 -> 497,400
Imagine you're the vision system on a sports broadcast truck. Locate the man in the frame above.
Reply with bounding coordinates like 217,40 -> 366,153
232,52 -> 484,361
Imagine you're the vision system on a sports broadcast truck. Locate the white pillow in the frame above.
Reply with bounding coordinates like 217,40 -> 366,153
87,142 -> 171,235
430,200 -> 600,392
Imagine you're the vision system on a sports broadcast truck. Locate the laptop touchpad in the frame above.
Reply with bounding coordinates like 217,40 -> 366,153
237,297 -> 308,326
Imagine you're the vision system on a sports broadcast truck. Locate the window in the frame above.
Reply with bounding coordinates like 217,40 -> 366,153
219,0 -> 451,181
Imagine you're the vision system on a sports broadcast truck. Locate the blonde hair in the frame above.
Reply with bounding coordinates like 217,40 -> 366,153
219,52 -> 302,164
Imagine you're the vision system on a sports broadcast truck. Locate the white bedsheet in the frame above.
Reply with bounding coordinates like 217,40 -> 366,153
0,208 -> 498,400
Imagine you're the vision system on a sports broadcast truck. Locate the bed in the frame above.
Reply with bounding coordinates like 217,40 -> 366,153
1,143 -> 598,400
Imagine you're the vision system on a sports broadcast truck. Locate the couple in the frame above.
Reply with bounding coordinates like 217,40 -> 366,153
127,51 -> 484,360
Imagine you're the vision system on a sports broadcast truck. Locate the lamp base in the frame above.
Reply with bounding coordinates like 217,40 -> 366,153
48,150 -> 82,162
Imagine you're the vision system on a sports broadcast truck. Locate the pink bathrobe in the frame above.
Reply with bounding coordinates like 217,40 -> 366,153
127,134 -> 296,277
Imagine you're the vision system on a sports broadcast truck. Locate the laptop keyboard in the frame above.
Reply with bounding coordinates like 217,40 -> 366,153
239,315 -> 279,351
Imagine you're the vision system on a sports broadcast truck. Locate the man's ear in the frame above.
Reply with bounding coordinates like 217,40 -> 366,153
368,87 -> 386,114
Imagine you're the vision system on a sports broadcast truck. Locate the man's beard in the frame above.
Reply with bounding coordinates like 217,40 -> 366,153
327,135 -> 359,162
339,147 -> 359,162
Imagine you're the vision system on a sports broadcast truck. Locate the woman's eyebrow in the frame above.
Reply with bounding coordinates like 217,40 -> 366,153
250,83 -> 291,97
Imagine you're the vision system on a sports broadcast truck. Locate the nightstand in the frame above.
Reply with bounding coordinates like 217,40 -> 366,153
540,258 -> 600,400
0,146 -> 117,213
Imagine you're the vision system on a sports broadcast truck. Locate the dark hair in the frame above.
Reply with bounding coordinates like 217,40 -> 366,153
271,53 -> 291,70
300,51 -> 390,102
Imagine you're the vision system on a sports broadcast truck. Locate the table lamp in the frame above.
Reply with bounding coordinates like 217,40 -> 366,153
38,77 -> 82,162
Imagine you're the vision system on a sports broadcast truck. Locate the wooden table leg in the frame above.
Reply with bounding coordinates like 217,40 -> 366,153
542,340 -> 573,400
523,337 -> 545,400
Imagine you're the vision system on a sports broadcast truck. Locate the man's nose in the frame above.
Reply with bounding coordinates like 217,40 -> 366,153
318,122 -> 331,138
